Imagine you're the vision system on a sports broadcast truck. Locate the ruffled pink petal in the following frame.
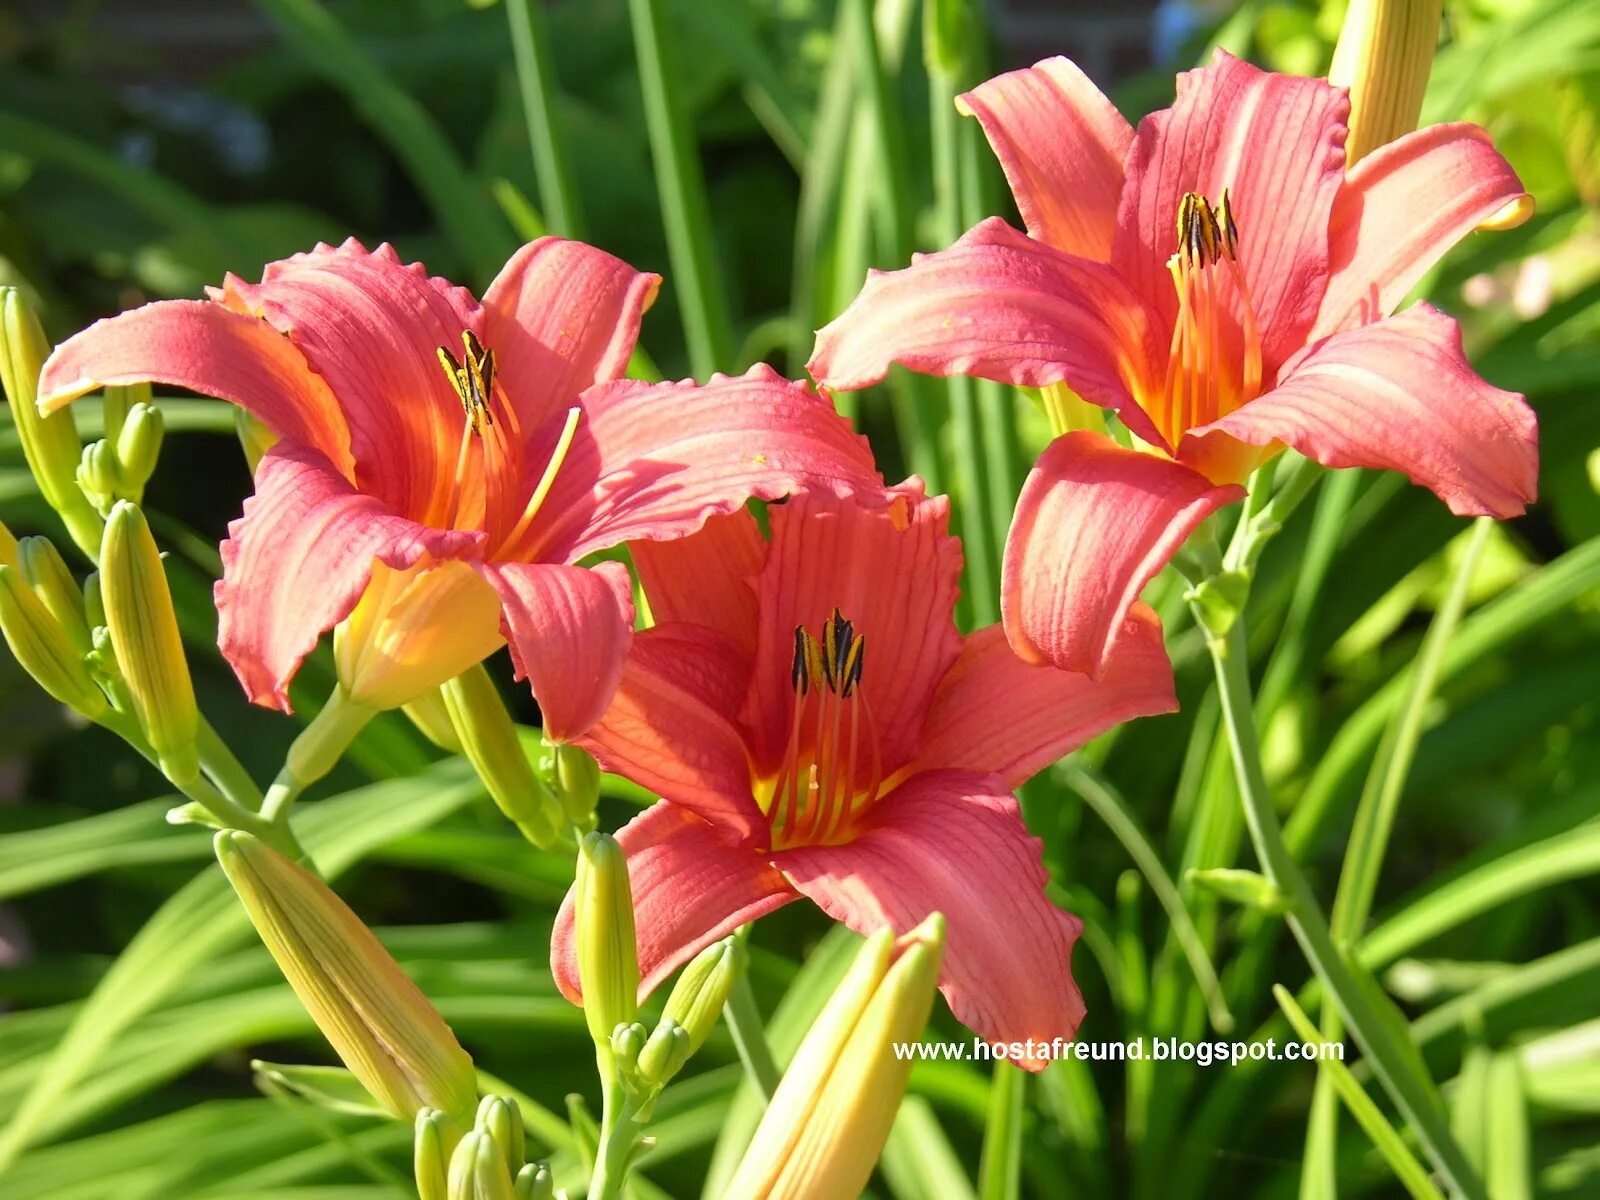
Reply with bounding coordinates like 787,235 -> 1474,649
1112,51 -> 1349,376
778,769 -> 1085,1069
741,485 -> 963,777
1188,305 -> 1538,518
1315,123 -> 1532,337
577,622 -> 767,839
504,364 -> 881,564
1002,431 -> 1244,676
216,441 -> 485,712
918,610 -> 1177,789
38,300 -> 354,478
550,801 -> 797,1005
217,239 -> 481,522
480,237 -> 662,433
477,559 -> 636,743
958,57 -> 1132,261
630,509 -> 766,657
808,217 -> 1170,450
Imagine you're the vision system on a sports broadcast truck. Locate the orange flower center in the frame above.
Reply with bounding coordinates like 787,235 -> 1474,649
763,608 -> 883,851
1157,189 -> 1264,450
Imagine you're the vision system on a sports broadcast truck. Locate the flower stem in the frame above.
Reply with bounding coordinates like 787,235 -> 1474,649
589,1051 -> 639,1200
504,0 -> 583,238
1192,560 -> 1484,1199
725,971 -> 782,1100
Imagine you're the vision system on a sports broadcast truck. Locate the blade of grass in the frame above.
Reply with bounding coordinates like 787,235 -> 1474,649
505,0 -> 584,238
977,1063 -> 1024,1200
626,0 -> 735,377
253,0 -> 515,284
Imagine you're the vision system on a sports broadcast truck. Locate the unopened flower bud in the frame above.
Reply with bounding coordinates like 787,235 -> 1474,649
549,742 -> 601,831
101,501 -> 199,783
215,831 -> 479,1125
76,440 -> 120,513
414,1108 -> 454,1200
0,564 -> 106,717
0,288 -> 101,557
513,1162 -> 555,1200
442,664 -> 562,848
574,832 -> 639,1047
448,1130 -> 514,1200
403,686 -> 464,753
1330,0 -> 1442,164
113,401 -> 165,499
0,520 -> 18,572
637,1020 -> 693,1087
17,536 -> 91,656
640,934 -> 746,1083
82,569 -> 105,630
727,914 -> 946,1200
100,381 -> 146,447
475,1095 -> 525,1176
610,1021 -> 647,1074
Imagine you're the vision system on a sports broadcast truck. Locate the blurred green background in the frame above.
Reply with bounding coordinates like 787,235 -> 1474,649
1,0 -> 1598,1197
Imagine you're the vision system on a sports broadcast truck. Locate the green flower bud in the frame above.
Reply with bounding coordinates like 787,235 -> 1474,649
1330,0 -> 1442,165
415,1108 -> 456,1200
442,664 -> 562,848
1186,867 -> 1293,914
475,1095 -> 525,1176
113,402 -> 165,499
100,382 -> 146,447
923,0 -> 974,81
235,406 -> 278,473
513,1162 -> 555,1200
215,831 -> 480,1125
448,1130 -> 514,1200
610,1021 -> 647,1075
403,686 -> 464,753
17,536 -> 90,656
574,832 -> 639,1047
101,501 -> 199,783
636,1020 -> 693,1088
76,440 -> 120,514
550,742 -> 601,830
0,563 -> 106,717
653,934 -> 745,1064
0,520 -> 18,572
0,288 -> 100,557
82,569 -> 105,630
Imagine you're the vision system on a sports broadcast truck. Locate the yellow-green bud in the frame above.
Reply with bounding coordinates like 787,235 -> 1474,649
82,569 -> 105,630
654,934 -> 745,1063
574,831 -> 639,1046
101,501 -> 199,783
215,831 -> 480,1125
448,1130 -> 514,1200
637,1020 -> 693,1087
1186,867 -> 1293,914
442,665 -> 562,848
17,537 -> 91,656
415,1108 -> 455,1200
76,441 -> 117,513
236,406 -> 278,473
0,521 -> 17,572
550,742 -> 601,830
403,686 -> 464,753
1329,0 -> 1442,165
0,288 -> 101,557
475,1095 -> 525,1176
610,1021 -> 647,1075
101,382 -> 146,446
513,1162 -> 555,1200
0,564 -> 106,717
726,915 -> 947,1200
114,402 -> 165,499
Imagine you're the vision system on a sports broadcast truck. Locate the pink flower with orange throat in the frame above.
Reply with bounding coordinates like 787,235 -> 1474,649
39,237 -> 879,737
550,485 -> 1178,1066
809,51 -> 1539,677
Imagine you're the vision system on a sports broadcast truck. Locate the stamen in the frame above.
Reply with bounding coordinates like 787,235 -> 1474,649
499,407 -> 582,553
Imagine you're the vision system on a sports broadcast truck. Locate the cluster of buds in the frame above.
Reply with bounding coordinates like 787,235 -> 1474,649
415,1096 -> 561,1200
76,384 -> 164,513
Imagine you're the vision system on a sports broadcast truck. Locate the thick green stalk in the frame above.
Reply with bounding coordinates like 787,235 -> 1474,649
505,0 -> 584,238
1196,576 -> 1484,1199
626,0 -> 735,377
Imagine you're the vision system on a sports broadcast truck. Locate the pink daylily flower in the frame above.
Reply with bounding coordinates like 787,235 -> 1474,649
809,51 -> 1539,676
38,238 -> 879,737
549,485 -> 1179,1065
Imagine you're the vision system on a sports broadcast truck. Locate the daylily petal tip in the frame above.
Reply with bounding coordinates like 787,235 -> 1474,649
1479,192 -> 1535,232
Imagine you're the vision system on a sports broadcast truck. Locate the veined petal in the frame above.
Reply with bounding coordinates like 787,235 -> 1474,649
578,622 -> 766,839
919,612 -> 1177,789
808,218 -> 1170,449
777,769 -> 1085,1069
742,485 -> 963,777
481,237 -> 661,433
218,239 -> 480,522
550,802 -> 796,1005
1315,123 -> 1531,337
1112,51 -> 1349,376
478,559 -> 636,744
38,300 -> 354,479
216,442 -> 485,712
1002,431 -> 1243,676
504,364 -> 881,564
1189,305 -> 1538,518
631,508 -> 766,656
958,57 -> 1132,261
